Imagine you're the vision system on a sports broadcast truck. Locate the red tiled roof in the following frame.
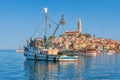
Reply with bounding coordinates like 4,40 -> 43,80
65,30 -> 79,34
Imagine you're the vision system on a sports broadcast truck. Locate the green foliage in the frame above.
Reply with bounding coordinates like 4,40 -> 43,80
82,33 -> 91,38
77,33 -> 91,38
78,33 -> 82,37
59,34 -> 64,37
47,36 -> 56,41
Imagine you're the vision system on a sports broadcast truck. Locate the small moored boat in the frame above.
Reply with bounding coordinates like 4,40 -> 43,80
79,48 -> 98,57
107,50 -> 116,55
57,50 -> 78,62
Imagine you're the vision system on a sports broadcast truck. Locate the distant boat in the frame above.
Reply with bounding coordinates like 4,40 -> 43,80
16,48 -> 23,53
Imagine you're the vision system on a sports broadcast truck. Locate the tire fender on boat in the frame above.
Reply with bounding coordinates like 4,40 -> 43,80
54,57 -> 56,61
34,54 -> 37,59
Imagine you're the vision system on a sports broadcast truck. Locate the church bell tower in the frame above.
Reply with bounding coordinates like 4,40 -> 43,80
78,17 -> 82,33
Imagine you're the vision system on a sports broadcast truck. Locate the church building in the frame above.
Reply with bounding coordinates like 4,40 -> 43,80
64,17 -> 82,36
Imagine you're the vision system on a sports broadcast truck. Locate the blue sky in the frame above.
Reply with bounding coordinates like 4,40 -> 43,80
0,0 -> 120,49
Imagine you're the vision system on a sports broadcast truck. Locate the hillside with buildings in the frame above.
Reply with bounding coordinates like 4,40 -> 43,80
51,17 -> 120,53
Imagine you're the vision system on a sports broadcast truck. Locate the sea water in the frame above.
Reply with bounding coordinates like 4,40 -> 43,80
0,50 -> 120,80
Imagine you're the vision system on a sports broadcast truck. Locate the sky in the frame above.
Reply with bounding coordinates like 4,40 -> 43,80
0,0 -> 120,49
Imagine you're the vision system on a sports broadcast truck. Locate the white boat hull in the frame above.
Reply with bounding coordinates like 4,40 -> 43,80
57,55 -> 78,62
47,55 -> 57,61
24,52 -> 57,61
24,52 -> 36,59
26,54 -> 36,60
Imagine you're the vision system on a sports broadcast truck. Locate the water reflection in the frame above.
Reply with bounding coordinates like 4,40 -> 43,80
24,54 -> 120,80
80,53 -> 120,79
24,59 -> 82,80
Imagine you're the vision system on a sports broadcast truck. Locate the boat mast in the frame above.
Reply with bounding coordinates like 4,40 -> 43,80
43,8 -> 48,38
43,8 -> 48,48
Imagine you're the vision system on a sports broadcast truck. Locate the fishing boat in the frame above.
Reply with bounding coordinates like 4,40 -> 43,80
57,50 -> 78,62
24,45 -> 58,60
24,8 -> 65,61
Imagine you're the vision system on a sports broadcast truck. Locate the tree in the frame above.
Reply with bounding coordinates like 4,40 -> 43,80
47,35 -> 56,41
59,34 -> 64,37
83,33 -> 91,38
78,33 -> 82,37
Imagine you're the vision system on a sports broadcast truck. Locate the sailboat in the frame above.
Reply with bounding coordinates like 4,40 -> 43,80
24,8 -> 65,61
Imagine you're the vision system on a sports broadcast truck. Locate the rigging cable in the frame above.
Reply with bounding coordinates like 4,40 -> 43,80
33,15 -> 44,38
